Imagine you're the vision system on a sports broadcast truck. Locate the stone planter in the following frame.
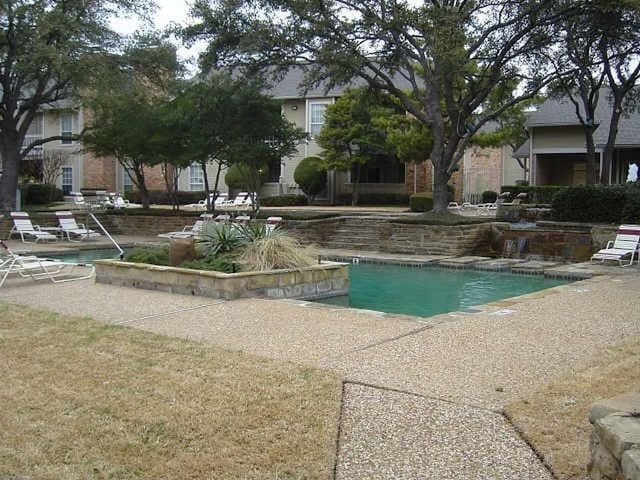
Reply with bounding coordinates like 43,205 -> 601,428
94,259 -> 349,300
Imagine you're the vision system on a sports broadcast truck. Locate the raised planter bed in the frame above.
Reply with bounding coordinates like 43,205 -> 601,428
94,259 -> 349,300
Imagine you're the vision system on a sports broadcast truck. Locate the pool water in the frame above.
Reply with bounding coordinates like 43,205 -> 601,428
47,248 -> 123,264
317,263 -> 569,318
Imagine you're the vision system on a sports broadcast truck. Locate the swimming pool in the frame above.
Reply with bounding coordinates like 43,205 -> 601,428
316,263 -> 569,318
46,248 -> 123,264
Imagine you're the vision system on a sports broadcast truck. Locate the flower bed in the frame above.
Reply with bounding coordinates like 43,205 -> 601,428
94,259 -> 349,300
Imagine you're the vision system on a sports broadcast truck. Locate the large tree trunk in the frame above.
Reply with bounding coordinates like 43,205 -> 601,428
584,127 -> 598,185
0,137 -> 22,212
601,106 -> 623,185
432,162 -> 450,213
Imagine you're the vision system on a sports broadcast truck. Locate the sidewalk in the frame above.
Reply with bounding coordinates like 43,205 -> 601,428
2,258 -> 639,478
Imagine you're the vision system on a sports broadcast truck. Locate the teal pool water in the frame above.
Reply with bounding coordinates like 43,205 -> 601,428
317,263 -> 569,318
47,248 -> 123,264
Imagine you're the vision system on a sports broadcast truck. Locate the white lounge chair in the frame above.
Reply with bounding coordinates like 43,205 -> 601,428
591,224 -> 640,267
265,216 -> 283,233
56,211 -> 101,241
157,214 -> 214,239
0,240 -> 94,288
222,192 -> 255,209
9,212 -> 58,243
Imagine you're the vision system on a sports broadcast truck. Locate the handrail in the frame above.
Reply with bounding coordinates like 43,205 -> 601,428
89,213 -> 124,259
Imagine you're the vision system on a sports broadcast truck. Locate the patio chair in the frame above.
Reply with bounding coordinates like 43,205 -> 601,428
9,212 -> 58,243
0,240 -> 94,288
266,216 -> 283,233
591,224 -> 640,267
157,213 -> 214,239
223,192 -> 255,209
56,211 -> 101,241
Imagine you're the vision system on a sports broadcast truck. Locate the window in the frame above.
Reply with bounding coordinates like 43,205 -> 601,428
60,112 -> 74,144
24,113 -> 44,158
61,166 -> 73,195
308,102 -> 328,137
122,168 -> 133,193
189,164 -> 204,191
267,157 -> 282,183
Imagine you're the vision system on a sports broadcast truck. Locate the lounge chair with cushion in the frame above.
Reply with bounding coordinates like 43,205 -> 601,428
56,211 -> 101,241
9,212 -> 58,243
157,213 -> 214,239
591,224 -> 640,267
0,240 -> 94,288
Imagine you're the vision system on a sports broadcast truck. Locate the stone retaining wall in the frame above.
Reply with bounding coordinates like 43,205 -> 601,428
589,393 -> 640,480
94,259 -> 349,300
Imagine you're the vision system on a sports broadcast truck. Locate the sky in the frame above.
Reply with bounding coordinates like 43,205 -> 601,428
109,0 -> 205,71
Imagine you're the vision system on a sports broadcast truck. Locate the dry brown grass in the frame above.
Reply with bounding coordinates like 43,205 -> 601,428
0,303 -> 342,480
505,336 -> 640,480
239,235 -> 318,272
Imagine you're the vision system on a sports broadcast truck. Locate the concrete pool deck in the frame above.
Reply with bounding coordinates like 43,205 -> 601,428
2,239 -> 640,478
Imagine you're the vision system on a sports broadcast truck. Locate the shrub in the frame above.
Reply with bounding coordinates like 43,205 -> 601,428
238,234 -> 318,271
409,192 -> 433,212
500,185 -> 567,204
22,183 -> 63,205
622,186 -> 640,223
124,246 -> 170,265
552,185 -> 627,223
260,194 -> 308,207
294,156 -> 327,198
180,254 -> 236,273
225,163 -> 268,191
195,222 -> 245,257
338,192 -> 410,205
126,190 -> 205,205
481,190 -> 498,203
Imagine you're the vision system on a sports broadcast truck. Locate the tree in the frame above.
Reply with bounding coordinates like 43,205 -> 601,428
545,1 -> 640,185
169,74 -> 306,212
316,88 -> 401,205
294,156 -> 327,200
186,0 -> 567,212
0,0 -> 152,211
82,37 -> 183,209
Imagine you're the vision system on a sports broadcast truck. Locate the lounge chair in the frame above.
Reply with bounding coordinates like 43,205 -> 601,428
266,216 -> 283,233
9,212 -> 58,243
56,211 -> 101,241
157,213 -> 214,239
591,224 -> 640,267
222,192 -> 255,209
0,240 -> 94,288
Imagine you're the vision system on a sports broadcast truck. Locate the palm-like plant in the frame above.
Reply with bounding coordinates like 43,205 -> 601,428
196,222 -> 245,257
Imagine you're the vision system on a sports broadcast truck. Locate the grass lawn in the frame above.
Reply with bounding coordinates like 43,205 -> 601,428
505,337 -> 640,480
0,303 -> 342,480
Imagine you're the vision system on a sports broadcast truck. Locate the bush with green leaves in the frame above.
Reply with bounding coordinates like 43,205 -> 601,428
180,254 -> 237,273
22,183 -> 64,205
409,192 -> 433,212
260,194 -> 308,206
225,163 -> 269,191
293,156 -> 327,198
481,190 -> 498,203
195,222 -> 245,257
337,192 -> 410,205
552,185 -> 627,223
124,246 -> 170,265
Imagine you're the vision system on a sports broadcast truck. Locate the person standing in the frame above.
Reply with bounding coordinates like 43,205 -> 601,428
627,160 -> 638,183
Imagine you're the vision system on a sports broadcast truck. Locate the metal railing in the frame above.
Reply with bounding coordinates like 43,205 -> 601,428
89,213 -> 124,259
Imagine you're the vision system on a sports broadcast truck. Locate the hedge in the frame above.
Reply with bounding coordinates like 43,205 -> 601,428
22,183 -> 64,205
501,185 -> 567,204
337,192 -> 410,205
126,190 -> 205,205
409,192 -> 434,212
260,194 -> 308,207
551,184 -> 640,223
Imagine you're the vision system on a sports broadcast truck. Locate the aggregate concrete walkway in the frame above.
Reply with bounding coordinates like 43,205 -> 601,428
2,248 -> 640,478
